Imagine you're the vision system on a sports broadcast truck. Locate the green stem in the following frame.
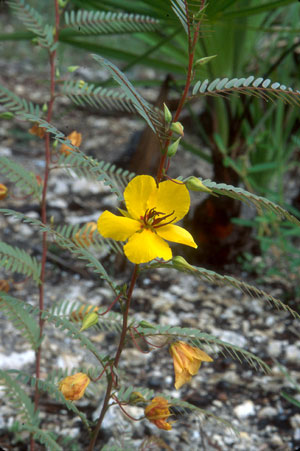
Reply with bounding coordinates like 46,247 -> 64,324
87,264 -> 139,451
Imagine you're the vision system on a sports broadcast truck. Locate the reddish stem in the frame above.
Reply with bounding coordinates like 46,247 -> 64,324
30,2 -> 60,450
87,264 -> 139,451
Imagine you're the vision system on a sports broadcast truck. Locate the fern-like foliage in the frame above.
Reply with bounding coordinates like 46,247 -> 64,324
7,0 -> 55,50
17,112 -> 134,200
7,369 -> 91,432
197,178 -> 300,226
191,76 -> 300,107
0,209 -> 118,292
41,309 -> 110,365
92,55 -> 166,142
0,242 -> 41,284
0,293 -> 41,350
63,80 -> 137,114
22,425 -> 63,451
0,370 -> 40,427
152,260 -> 300,319
0,156 -> 42,200
0,83 -> 40,116
64,10 -> 159,35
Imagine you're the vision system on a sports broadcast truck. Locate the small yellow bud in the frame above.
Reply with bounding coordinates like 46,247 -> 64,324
167,137 -> 181,157
0,184 -> 8,200
42,103 -> 48,112
129,391 -> 146,405
172,255 -> 195,272
80,312 -> 98,332
184,176 -> 212,193
163,103 -> 172,123
170,122 -> 184,136
78,80 -> 86,89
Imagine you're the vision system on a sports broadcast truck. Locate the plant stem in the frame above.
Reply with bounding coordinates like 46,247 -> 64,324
87,264 -> 139,451
156,2 -> 202,183
30,2 -> 60,450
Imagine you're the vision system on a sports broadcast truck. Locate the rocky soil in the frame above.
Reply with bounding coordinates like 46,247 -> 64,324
0,60 -> 300,451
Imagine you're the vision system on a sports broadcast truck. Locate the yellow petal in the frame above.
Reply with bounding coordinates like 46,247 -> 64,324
124,175 -> 157,220
174,369 -> 192,390
97,211 -> 140,241
149,180 -> 190,222
124,229 -> 172,264
157,224 -> 197,248
191,348 -> 214,362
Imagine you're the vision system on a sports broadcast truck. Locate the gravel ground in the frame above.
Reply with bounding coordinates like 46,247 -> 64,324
0,61 -> 300,451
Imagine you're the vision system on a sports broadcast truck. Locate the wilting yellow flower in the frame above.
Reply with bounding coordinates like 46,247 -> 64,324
170,341 -> 213,390
59,130 -> 82,155
58,372 -> 90,401
97,175 -> 197,264
74,222 -> 97,247
28,123 -> 46,139
145,397 -> 172,431
0,184 -> 8,200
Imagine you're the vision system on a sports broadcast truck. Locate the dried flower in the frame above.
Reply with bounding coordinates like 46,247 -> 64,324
58,372 -> 90,401
169,341 -> 213,389
59,130 -> 82,155
145,397 -> 172,430
28,123 -> 46,139
97,175 -> 197,264
0,184 -> 8,200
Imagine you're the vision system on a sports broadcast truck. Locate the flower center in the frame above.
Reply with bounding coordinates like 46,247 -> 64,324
140,208 -> 176,230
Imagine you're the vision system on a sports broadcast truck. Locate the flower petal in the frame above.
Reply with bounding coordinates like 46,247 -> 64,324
124,229 -> 172,263
157,224 -> 197,248
174,369 -> 192,390
149,180 -> 190,221
97,211 -> 140,241
124,175 -> 157,220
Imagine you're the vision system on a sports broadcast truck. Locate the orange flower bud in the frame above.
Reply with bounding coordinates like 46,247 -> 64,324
0,184 -> 8,200
169,341 -> 213,390
36,175 -> 43,186
28,123 -> 46,139
145,397 -> 172,431
59,130 -> 82,155
58,372 -> 90,401
74,222 -> 97,247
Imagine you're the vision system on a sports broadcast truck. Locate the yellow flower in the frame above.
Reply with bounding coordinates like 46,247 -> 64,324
58,372 -> 90,401
59,130 -> 82,155
97,175 -> 197,264
170,341 -> 213,390
145,397 -> 172,431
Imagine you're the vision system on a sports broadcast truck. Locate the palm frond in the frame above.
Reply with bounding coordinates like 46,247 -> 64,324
0,156 -> 42,199
63,80 -> 137,114
0,83 -> 40,116
0,370 -> 40,427
64,10 -> 159,35
191,76 -> 300,107
0,242 -> 41,284
92,55 -> 166,142
7,0 -> 55,50
137,324 -> 270,373
197,178 -> 300,226
0,293 -> 41,350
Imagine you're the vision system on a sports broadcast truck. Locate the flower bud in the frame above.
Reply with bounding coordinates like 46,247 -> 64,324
67,65 -> 79,73
184,176 -> 212,193
0,112 -> 14,119
138,320 -> 156,330
194,55 -> 217,67
170,121 -> 184,136
70,304 -> 99,322
0,184 -> 8,200
58,372 -> 90,401
172,255 -> 195,272
163,103 -> 172,123
129,391 -> 146,405
80,312 -> 98,332
145,397 -> 172,430
167,137 -> 181,157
